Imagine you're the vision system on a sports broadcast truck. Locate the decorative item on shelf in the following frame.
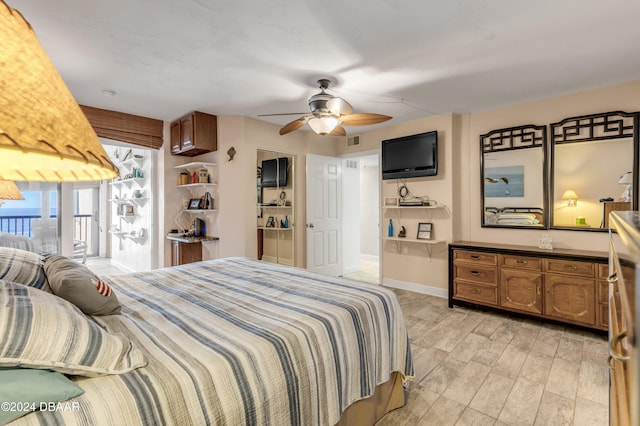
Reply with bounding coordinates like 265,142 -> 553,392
133,189 -> 143,199
416,223 -> 433,240
134,167 -> 143,178
130,230 -> 137,237
384,197 -> 398,207
538,233 -> 553,250
121,149 -> 132,162
284,215 -> 289,228
266,216 -> 275,228
203,192 -> 214,209
138,228 -> 145,238
561,190 -> 578,207
110,224 -> 119,232
397,226 -> 406,238
179,172 -> 189,185
124,205 -> 134,216
388,219 -> 393,237
191,171 -> 198,184
618,171 -> 633,202
575,217 -> 586,226
278,190 -> 287,206
188,198 -> 202,210
198,169 -> 209,183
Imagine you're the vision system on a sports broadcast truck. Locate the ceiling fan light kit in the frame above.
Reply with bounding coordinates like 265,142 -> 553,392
270,79 -> 392,136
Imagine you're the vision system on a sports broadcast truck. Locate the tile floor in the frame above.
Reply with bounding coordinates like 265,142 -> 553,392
343,257 -> 380,284
85,257 -> 127,276
378,289 -> 609,426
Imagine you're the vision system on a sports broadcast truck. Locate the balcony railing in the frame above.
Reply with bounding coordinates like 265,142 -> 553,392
0,214 -> 94,256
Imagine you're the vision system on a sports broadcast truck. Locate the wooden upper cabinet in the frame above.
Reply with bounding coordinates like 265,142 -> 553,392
170,121 -> 181,153
170,111 -> 217,156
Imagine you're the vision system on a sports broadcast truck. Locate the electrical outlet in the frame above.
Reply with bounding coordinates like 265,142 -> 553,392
401,246 -> 409,254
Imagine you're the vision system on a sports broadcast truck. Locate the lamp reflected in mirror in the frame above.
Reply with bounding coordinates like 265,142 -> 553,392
618,171 -> 632,202
561,190 -> 578,207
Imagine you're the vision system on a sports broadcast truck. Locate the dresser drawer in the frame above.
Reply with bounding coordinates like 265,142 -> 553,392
544,259 -> 594,277
453,250 -> 497,266
454,281 -> 498,306
454,265 -> 497,286
501,255 -> 542,270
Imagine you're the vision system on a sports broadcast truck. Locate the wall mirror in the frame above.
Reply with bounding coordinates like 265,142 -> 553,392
550,111 -> 638,231
481,125 -> 548,228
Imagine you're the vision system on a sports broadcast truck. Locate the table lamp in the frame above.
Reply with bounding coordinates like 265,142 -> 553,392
618,172 -> 632,202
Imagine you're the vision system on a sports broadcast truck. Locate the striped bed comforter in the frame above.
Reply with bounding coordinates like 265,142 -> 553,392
15,257 -> 413,425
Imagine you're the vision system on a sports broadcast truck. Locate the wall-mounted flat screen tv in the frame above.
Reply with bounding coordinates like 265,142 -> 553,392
261,157 -> 288,187
381,131 -> 438,180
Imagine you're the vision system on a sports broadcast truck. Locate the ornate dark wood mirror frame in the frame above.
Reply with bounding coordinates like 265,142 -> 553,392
480,125 -> 548,229
550,111 -> 639,231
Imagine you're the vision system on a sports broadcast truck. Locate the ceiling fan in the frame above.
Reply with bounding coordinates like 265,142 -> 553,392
261,79 -> 392,136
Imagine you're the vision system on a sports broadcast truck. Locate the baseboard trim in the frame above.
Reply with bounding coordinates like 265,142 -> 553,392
361,254 -> 379,263
382,278 -> 448,299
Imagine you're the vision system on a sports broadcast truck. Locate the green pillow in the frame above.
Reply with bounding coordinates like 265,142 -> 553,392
0,367 -> 84,424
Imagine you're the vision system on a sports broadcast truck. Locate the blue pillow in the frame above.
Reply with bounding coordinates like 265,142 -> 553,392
0,368 -> 84,424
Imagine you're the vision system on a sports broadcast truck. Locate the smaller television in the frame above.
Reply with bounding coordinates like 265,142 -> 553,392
261,157 -> 288,187
381,131 -> 438,180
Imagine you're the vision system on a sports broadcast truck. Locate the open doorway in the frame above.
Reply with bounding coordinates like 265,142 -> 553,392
341,152 -> 380,284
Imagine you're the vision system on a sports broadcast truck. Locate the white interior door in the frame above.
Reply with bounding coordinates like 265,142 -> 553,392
306,154 -> 342,276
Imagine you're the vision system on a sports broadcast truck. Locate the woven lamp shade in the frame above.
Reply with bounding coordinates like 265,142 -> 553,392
0,1 -> 118,182
0,180 -> 24,200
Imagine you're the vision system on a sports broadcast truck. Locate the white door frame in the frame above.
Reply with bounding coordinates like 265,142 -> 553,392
339,149 -> 381,283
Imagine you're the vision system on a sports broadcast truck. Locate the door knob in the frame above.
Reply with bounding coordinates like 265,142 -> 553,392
307,223 -> 314,228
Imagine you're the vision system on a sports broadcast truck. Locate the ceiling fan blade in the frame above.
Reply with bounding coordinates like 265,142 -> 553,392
258,112 -> 309,117
340,113 -> 392,126
279,117 -> 307,135
326,97 -> 353,116
329,125 -> 346,137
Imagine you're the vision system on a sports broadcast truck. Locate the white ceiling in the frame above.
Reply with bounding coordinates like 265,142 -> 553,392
14,0 -> 640,134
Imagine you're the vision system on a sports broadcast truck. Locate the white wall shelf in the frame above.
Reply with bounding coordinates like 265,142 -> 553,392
181,209 -> 217,215
383,236 -> 444,244
174,162 -> 218,171
177,183 -> 218,189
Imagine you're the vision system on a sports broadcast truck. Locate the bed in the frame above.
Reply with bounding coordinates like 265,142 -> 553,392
484,207 -> 544,225
1,255 -> 413,425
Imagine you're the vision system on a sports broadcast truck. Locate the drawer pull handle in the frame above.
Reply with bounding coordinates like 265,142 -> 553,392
515,259 -> 528,264
470,255 -> 481,260
607,273 -> 618,283
469,271 -> 481,276
610,330 -> 631,361
607,355 -> 615,370
562,264 -> 577,271
470,287 -> 480,294
536,286 -> 541,295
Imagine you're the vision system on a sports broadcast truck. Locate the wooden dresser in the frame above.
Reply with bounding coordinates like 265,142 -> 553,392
448,242 -> 609,331
608,212 -> 638,425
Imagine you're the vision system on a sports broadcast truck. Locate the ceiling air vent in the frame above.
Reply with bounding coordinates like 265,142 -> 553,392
346,135 -> 360,148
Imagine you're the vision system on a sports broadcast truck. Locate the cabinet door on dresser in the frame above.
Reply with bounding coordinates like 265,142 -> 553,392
500,255 -> 543,315
543,259 -> 596,326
